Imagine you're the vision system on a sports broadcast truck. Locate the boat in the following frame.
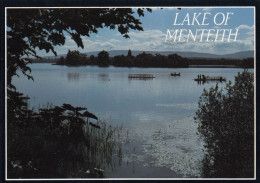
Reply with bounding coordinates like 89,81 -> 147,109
171,72 -> 180,76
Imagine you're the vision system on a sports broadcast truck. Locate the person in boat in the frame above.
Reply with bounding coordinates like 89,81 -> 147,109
202,75 -> 206,80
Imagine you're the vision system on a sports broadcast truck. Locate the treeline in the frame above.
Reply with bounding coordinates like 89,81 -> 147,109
188,57 -> 254,68
32,57 -> 59,63
56,50 -> 189,68
33,50 -> 254,68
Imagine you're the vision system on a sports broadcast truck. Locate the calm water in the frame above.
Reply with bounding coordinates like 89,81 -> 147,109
13,64 -> 252,178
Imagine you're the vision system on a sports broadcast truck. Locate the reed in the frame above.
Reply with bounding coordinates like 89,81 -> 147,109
7,95 -> 125,178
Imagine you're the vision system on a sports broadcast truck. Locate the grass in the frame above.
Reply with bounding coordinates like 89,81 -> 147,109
7,92 -> 125,178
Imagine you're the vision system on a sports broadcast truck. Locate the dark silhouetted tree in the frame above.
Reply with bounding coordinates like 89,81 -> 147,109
57,56 -> 65,65
97,50 -> 110,67
89,55 -> 96,65
241,58 -> 254,68
63,50 -> 86,65
127,49 -> 132,57
195,70 -> 254,178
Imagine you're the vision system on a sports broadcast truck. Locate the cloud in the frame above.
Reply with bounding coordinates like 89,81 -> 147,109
165,37 -> 254,54
54,36 -> 123,53
129,30 -> 165,39
86,28 -> 253,54
236,24 -> 254,41
246,31 -> 254,36
236,24 -> 254,30
162,29 -> 254,54
39,26 -> 254,57
108,39 -> 121,43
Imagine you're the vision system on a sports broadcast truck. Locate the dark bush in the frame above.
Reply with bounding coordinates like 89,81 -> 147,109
195,70 -> 254,178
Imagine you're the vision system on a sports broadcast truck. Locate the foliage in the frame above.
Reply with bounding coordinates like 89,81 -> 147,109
7,8 -> 151,88
127,49 -> 133,57
97,50 -> 110,67
56,50 -> 189,68
57,56 -> 65,65
89,55 -> 95,63
36,55 -> 254,69
113,52 -> 188,68
188,57 -> 254,68
195,70 -> 254,177
241,58 -> 254,68
57,50 -> 87,65
7,91 -> 123,178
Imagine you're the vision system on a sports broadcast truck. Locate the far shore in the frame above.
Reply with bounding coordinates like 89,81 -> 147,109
52,63 -> 251,69
48,63 -> 251,68
189,65 -> 241,68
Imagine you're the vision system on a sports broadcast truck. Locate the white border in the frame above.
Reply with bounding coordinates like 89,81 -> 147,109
5,6 -> 256,181
5,6 -> 8,182
254,4 -> 257,181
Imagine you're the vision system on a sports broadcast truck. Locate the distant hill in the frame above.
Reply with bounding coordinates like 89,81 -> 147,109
44,50 -> 254,59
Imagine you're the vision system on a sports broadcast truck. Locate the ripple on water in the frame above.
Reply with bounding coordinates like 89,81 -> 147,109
128,116 -> 205,178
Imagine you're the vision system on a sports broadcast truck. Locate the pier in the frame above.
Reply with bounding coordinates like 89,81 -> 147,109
128,74 -> 155,79
128,74 -> 155,78
194,75 -> 226,83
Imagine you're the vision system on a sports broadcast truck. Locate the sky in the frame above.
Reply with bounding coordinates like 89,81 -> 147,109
37,7 -> 255,57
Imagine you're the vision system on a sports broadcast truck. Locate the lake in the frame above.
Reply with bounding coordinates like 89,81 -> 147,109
12,64 -> 252,178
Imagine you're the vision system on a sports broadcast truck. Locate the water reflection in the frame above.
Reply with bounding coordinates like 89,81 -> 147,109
67,73 -> 80,81
195,80 -> 226,85
128,77 -> 154,81
98,73 -> 110,82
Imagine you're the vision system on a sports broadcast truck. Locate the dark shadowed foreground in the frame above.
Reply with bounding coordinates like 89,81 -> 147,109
7,94 -> 123,178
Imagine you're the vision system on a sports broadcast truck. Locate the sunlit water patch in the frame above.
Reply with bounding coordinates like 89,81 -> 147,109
126,116 -> 204,177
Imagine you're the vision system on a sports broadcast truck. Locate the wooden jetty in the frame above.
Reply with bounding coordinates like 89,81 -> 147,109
194,75 -> 226,82
171,72 -> 180,76
128,74 -> 155,79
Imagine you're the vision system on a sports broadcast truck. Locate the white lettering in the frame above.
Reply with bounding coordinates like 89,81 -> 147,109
214,12 -> 225,25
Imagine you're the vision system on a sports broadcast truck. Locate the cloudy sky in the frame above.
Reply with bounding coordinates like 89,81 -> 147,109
38,7 -> 254,57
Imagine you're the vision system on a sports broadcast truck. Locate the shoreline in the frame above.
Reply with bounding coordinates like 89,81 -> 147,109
189,65 -> 241,68
29,62 -> 253,69
50,63 -> 251,69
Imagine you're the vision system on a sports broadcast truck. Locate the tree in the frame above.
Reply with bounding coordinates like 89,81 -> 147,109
89,55 -> 96,65
127,49 -> 132,57
57,56 -> 65,65
97,50 -> 110,66
167,54 -> 188,67
241,58 -> 254,68
195,70 -> 254,178
7,8 -> 151,89
63,50 -> 84,65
